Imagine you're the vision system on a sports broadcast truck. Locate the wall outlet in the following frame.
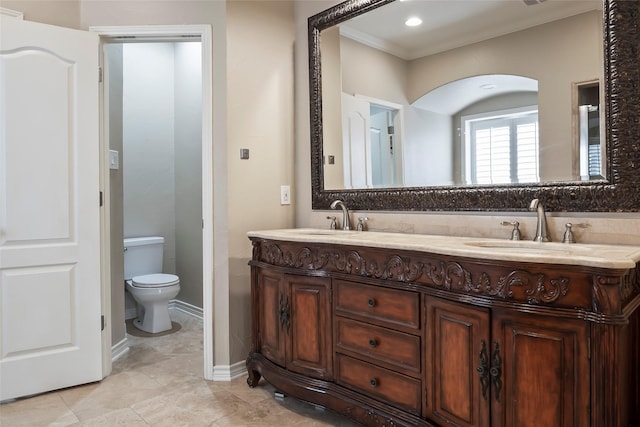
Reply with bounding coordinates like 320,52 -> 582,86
280,185 -> 291,205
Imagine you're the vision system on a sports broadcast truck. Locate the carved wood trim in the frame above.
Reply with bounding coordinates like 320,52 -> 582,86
259,242 -> 570,306
593,267 -> 640,315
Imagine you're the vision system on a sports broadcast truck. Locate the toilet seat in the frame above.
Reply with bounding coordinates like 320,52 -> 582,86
131,273 -> 179,288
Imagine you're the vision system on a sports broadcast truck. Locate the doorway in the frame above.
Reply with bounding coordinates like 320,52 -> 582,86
106,39 -> 203,320
93,25 -> 214,379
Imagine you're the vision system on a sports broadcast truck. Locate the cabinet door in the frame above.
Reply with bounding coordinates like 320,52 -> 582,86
256,268 -> 286,367
286,275 -> 333,380
426,298 -> 490,427
491,310 -> 589,427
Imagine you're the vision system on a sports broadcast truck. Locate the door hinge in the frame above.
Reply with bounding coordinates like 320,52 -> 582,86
101,315 -> 105,331
98,67 -> 103,83
99,191 -> 103,207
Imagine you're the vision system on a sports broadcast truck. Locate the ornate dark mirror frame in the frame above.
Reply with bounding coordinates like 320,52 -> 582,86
309,0 -> 639,212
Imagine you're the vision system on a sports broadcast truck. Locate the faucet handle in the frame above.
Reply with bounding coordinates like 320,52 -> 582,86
326,216 -> 337,230
562,223 -> 589,244
501,220 -> 521,241
356,217 -> 369,231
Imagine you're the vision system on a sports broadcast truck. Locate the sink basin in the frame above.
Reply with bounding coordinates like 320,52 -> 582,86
464,240 -> 588,253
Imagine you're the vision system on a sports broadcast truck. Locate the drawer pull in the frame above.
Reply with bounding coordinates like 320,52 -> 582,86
370,378 -> 378,388
368,338 -> 378,348
367,298 -> 376,308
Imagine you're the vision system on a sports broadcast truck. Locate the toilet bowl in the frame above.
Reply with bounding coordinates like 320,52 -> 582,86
124,237 -> 181,334
126,274 -> 180,333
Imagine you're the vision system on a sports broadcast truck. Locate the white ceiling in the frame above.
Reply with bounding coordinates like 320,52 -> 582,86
339,0 -> 602,60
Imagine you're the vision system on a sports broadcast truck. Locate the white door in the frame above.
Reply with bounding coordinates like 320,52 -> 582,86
370,109 -> 393,187
341,93 -> 372,189
0,16 -> 103,400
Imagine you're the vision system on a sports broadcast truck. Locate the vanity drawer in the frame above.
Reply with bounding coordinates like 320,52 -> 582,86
335,318 -> 421,374
334,280 -> 420,330
336,354 -> 421,414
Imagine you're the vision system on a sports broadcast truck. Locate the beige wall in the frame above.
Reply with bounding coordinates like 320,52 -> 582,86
341,36 -> 408,105
226,0 -> 295,362
294,1 -> 640,246
1,0 -> 81,28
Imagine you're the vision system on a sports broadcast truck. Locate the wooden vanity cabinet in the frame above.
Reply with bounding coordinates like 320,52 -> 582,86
247,237 -> 640,427
426,298 -> 590,427
254,267 -> 332,380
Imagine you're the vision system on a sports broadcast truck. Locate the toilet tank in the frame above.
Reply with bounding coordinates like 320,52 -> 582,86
123,236 -> 165,280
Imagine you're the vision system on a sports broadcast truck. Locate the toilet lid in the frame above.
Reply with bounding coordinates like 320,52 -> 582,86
131,273 -> 179,288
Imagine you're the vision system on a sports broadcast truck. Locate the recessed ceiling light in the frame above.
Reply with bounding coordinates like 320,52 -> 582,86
405,17 -> 422,27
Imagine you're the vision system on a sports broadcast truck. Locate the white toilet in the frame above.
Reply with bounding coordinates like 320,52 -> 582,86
124,236 -> 180,334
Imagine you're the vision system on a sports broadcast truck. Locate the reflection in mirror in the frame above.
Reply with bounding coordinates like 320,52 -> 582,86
576,81 -> 604,180
321,0 -> 604,191
309,0 -> 640,212
413,74 -> 539,187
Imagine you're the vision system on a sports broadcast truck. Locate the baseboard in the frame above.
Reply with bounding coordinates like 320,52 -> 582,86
111,336 -> 129,362
125,307 -> 137,320
169,299 -> 203,319
212,360 -> 247,382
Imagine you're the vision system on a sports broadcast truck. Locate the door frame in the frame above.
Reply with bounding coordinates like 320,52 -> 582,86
90,25 -> 214,379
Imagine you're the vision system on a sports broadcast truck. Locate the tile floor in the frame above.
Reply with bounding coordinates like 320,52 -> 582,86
0,310 -> 360,426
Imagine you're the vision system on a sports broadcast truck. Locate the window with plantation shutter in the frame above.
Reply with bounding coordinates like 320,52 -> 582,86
465,109 -> 539,185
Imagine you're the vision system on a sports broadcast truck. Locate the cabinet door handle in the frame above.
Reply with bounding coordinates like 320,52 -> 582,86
476,339 -> 490,401
367,298 -> 376,308
369,378 -> 378,388
490,341 -> 502,402
368,338 -> 377,348
278,294 -> 291,332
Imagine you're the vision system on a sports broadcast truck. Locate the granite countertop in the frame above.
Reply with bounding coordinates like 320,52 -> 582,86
248,228 -> 640,269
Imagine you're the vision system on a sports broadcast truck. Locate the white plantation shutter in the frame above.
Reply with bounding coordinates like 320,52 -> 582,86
468,111 -> 538,184
515,119 -> 539,183
588,142 -> 601,177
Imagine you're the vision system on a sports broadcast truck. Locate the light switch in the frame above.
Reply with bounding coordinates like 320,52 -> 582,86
280,185 -> 291,205
109,150 -> 119,170
240,148 -> 250,160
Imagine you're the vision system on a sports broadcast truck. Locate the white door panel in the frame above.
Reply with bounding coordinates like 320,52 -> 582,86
341,93 -> 372,189
2,49 -> 73,243
0,16 -> 102,400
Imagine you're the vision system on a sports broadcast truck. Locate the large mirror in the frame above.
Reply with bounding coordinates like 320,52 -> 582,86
309,0 -> 640,212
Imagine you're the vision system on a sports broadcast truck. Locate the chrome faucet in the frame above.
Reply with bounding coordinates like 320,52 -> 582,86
330,200 -> 351,230
529,198 -> 551,242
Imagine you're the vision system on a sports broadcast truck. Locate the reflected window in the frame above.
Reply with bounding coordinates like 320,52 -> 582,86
464,107 -> 539,185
